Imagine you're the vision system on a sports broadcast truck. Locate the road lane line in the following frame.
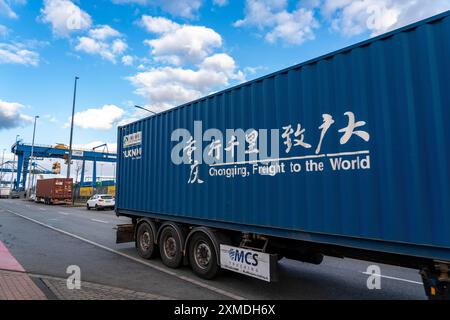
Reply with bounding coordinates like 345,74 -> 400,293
360,271 -> 422,285
91,219 -> 109,224
58,212 -> 70,216
4,209 -> 245,300
38,208 -> 46,211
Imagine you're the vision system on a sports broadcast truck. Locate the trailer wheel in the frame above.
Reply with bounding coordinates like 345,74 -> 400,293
159,226 -> 183,268
188,232 -> 219,280
136,222 -> 157,259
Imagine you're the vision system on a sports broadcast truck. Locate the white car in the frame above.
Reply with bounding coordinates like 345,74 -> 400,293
86,194 -> 115,210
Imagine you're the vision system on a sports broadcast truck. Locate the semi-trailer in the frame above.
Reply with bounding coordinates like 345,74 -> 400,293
115,11 -> 450,299
35,178 -> 73,205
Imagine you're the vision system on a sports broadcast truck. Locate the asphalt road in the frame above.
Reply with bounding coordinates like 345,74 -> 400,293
0,199 -> 427,300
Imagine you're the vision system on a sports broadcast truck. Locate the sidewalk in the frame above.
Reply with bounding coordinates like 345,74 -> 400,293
0,240 -> 170,300
0,241 -> 47,300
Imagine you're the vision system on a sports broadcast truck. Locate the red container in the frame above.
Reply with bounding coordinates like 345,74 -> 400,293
35,178 -> 73,204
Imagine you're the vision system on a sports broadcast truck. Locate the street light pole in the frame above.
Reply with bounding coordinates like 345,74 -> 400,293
134,105 -> 156,115
27,116 -> 39,197
67,76 -> 79,180
10,135 -> 19,191
0,149 -> 5,187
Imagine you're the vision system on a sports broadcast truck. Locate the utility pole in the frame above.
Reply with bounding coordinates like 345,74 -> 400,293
27,116 -> 39,197
67,76 -> 79,180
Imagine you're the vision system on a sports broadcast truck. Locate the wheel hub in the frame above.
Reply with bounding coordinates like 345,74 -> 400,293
194,242 -> 211,269
164,236 -> 177,258
140,231 -> 151,251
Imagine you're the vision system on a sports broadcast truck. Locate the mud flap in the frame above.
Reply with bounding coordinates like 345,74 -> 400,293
116,224 -> 135,244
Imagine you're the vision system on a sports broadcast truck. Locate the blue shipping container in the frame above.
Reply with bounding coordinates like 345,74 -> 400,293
117,11 -> 450,262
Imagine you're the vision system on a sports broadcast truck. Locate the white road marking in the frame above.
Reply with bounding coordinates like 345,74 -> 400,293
58,211 -> 70,216
38,208 -> 46,211
4,209 -> 245,300
91,219 -> 109,224
360,271 -> 422,285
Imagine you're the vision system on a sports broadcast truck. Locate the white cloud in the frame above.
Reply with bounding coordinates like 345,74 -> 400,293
213,0 -> 228,6
75,26 -> 127,63
117,108 -> 149,126
117,117 -> 137,127
44,114 -> 58,123
141,16 -> 180,34
128,53 -> 245,108
320,0 -> 450,37
0,0 -> 16,19
235,0 -> 450,43
157,0 -> 202,19
0,42 -> 39,66
66,104 -> 125,130
128,16 -> 246,112
0,25 -> 9,36
0,0 -> 25,19
112,0 -> 202,19
121,55 -> 134,66
141,15 -> 223,66
243,65 -> 266,76
88,24 -> 120,40
234,0 -> 319,45
75,36 -> 101,53
40,0 -> 92,37
112,38 -> 127,54
0,99 -> 32,130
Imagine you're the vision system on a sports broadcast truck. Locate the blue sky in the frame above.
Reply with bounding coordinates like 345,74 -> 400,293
1,0 -> 449,171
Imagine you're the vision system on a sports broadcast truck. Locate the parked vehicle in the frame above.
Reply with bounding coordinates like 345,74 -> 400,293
115,12 -> 450,299
35,178 -> 72,205
0,188 -> 10,199
86,194 -> 115,210
9,191 -> 21,199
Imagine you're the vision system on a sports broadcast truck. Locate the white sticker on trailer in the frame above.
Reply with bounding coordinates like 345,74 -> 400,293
220,244 -> 271,282
123,131 -> 142,148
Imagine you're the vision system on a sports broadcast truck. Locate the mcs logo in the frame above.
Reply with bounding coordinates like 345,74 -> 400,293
229,248 -> 258,266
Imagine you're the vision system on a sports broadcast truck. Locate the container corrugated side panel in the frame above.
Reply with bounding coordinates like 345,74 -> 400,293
117,12 -> 450,259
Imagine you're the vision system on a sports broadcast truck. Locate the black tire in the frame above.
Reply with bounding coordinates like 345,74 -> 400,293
86,204 -> 90,210
188,232 -> 220,280
136,222 -> 157,259
95,204 -> 99,211
159,226 -> 183,268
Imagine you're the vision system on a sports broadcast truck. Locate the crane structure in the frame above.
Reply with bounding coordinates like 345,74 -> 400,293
11,142 -> 117,191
